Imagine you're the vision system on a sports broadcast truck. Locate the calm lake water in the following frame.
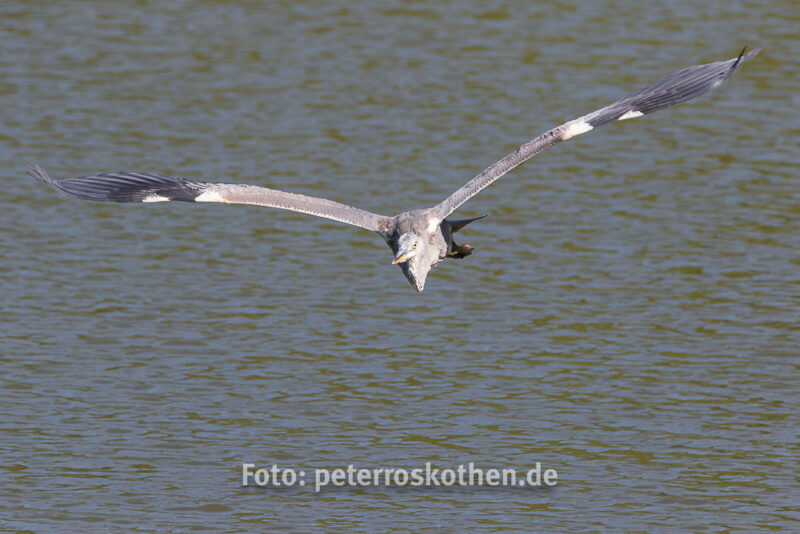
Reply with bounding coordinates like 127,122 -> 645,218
2,0 -> 798,531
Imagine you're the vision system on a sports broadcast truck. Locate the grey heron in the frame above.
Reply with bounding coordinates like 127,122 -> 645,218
28,47 -> 760,292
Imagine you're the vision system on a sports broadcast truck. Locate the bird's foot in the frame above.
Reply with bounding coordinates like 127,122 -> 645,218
447,241 -> 474,259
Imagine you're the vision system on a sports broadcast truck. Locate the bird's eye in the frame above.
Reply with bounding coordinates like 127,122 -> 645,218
413,242 -> 418,249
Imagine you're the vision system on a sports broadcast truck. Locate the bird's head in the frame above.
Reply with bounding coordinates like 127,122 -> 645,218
391,232 -> 430,292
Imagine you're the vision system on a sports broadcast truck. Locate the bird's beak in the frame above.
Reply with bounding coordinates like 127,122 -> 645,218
392,250 -> 415,265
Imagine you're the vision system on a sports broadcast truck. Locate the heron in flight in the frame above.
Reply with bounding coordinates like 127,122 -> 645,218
29,47 -> 759,292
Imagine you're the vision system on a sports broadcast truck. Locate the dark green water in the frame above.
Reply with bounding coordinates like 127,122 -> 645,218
2,1 -> 798,531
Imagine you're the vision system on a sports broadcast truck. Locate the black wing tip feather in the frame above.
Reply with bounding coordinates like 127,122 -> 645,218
585,45 -> 761,129
26,165 -> 207,203
734,46 -> 748,68
732,46 -> 761,72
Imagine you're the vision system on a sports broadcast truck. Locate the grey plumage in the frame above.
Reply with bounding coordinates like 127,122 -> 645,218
432,47 -> 760,219
28,47 -> 760,292
26,166 -> 390,231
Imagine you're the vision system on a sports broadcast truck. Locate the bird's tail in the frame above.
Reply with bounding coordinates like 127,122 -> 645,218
446,214 -> 488,233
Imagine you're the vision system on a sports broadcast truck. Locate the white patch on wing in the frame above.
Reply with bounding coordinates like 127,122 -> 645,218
427,217 -> 440,233
143,194 -> 169,202
194,190 -> 225,203
561,119 -> 594,140
618,110 -> 644,121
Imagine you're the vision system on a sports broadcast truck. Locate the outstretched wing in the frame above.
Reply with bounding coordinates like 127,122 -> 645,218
434,47 -> 761,219
27,165 -> 392,232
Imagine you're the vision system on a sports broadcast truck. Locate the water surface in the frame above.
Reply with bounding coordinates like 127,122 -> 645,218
1,1 -> 798,531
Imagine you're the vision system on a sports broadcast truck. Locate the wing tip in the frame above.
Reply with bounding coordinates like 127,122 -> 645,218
26,164 -> 57,186
732,46 -> 762,71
